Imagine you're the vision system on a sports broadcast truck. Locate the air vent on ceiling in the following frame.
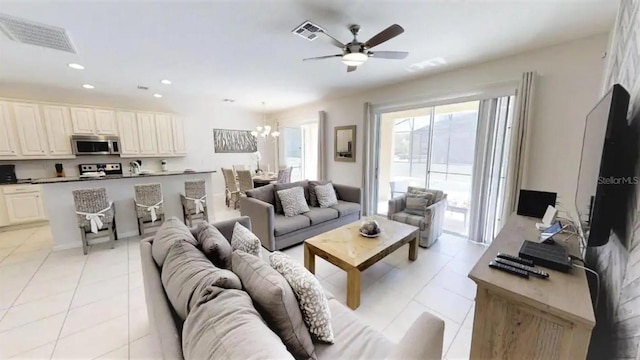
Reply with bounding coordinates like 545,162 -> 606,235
137,85 -> 149,90
0,13 -> 76,53
292,20 -> 324,41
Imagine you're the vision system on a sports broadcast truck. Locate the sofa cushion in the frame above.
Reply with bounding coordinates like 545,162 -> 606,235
196,222 -> 233,269
408,186 -> 444,203
274,181 -> 309,214
274,214 -> 311,236
182,289 -> 295,360
161,240 -> 242,320
303,207 -> 339,225
231,251 -> 315,360
404,192 -> 434,216
315,183 -> 338,208
391,212 -> 425,230
270,252 -> 334,343
330,200 -> 361,217
152,217 -> 198,267
308,180 -> 332,207
231,222 -> 262,257
314,298 -> 393,359
277,186 -> 310,217
245,183 -> 276,204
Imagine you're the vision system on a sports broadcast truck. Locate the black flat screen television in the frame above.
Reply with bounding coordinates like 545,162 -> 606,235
575,84 -> 630,247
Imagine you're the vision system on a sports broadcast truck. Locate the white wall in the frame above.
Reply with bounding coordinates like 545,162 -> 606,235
0,86 -> 273,194
271,33 -> 609,204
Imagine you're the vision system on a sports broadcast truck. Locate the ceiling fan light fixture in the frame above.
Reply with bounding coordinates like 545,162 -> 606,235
342,52 -> 368,66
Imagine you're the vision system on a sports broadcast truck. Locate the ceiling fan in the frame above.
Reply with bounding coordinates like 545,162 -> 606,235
301,23 -> 408,72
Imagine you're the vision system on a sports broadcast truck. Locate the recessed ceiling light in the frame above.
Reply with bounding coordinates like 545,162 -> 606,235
160,79 -> 172,85
153,93 -> 163,98
68,63 -> 85,70
82,84 -> 94,89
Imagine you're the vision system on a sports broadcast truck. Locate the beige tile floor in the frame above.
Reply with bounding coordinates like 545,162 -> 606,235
0,199 -> 485,359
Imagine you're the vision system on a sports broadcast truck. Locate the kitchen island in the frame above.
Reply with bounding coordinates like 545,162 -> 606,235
40,170 -> 216,251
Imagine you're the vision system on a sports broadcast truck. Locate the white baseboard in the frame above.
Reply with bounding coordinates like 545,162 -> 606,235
52,230 -> 143,252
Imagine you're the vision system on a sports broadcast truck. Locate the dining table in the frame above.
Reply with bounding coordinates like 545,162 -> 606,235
252,173 -> 278,187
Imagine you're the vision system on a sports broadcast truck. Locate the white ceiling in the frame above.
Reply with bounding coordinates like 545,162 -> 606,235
0,0 -> 618,113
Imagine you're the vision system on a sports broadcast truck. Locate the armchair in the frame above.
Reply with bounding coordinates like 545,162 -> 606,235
388,188 -> 448,248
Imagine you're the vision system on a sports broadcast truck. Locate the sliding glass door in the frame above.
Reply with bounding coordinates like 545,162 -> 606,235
281,122 -> 319,182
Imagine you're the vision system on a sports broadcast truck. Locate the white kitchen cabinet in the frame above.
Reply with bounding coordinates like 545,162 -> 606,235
117,111 -> 140,155
137,113 -> 158,155
0,102 -> 19,157
172,116 -> 187,155
70,107 -> 95,135
13,103 -> 48,156
155,114 -> 174,155
42,105 -> 74,156
3,186 -> 46,224
94,110 -> 118,135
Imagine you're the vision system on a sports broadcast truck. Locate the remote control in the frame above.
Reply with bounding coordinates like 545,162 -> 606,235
495,258 -> 549,279
496,252 -> 534,266
488,260 -> 529,278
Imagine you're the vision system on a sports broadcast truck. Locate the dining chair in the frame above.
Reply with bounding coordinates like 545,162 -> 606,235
271,167 -> 292,184
222,168 -> 241,209
236,170 -> 254,194
233,164 -> 246,174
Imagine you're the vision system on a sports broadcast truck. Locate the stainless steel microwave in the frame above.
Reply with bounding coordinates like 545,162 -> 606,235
71,135 -> 121,155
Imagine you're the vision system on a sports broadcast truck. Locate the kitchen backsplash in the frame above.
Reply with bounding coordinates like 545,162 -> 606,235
0,156 -> 170,179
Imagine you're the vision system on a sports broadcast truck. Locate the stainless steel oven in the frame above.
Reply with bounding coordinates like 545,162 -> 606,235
71,135 -> 121,155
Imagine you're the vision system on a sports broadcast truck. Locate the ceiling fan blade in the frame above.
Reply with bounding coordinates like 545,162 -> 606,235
364,24 -> 404,49
303,54 -> 342,61
347,65 -> 357,72
318,30 -> 345,49
369,51 -> 409,59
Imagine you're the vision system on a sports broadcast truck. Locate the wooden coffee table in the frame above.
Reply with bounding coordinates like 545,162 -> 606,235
304,216 -> 419,309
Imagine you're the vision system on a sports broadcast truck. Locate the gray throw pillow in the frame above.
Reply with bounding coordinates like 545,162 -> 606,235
404,191 -> 434,216
231,251 -> 315,360
182,289 -> 295,360
161,240 -> 242,320
152,217 -> 198,267
308,180 -> 332,207
315,183 -> 338,208
231,222 -> 262,257
196,222 -> 233,269
274,181 -> 310,214
270,251 -> 334,344
277,187 -> 310,217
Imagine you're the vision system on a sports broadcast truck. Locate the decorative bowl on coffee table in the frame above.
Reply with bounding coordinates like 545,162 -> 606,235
359,219 -> 381,238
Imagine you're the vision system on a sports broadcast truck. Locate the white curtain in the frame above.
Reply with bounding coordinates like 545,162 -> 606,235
501,71 -> 536,228
317,111 -> 327,180
362,102 -> 374,215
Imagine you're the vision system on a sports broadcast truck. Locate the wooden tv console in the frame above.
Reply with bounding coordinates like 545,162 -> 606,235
468,215 -> 595,359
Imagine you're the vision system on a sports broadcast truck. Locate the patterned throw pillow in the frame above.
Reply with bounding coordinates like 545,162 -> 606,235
277,186 -> 310,217
404,191 -> 434,216
231,222 -> 262,257
315,183 -> 338,208
270,251 -> 334,344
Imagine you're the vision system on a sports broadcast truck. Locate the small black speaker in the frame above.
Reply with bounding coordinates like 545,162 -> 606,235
516,190 -> 557,219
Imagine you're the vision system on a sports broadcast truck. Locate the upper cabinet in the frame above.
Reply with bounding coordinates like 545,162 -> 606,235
70,107 -> 95,135
137,113 -> 158,155
42,105 -> 73,156
172,116 -> 187,155
117,111 -> 140,156
13,103 -> 48,156
94,110 -> 118,135
155,114 -> 173,155
0,102 -> 19,157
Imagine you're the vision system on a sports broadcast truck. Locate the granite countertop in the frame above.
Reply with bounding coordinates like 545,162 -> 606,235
30,170 -> 217,184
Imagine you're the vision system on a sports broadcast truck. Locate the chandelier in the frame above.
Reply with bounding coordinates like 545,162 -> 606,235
252,101 -> 279,139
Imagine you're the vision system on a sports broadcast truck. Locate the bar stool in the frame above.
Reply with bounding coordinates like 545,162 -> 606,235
73,188 -> 117,255
181,179 -> 208,227
134,183 -> 165,235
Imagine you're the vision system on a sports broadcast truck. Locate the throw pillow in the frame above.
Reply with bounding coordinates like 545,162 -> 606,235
308,180 -> 332,207
231,251 -> 315,360
277,187 -> 310,217
231,222 -> 262,257
315,183 -> 338,208
274,181 -> 310,214
152,217 -> 198,267
196,222 -> 233,269
404,191 -> 434,216
270,251 -> 334,344
161,240 -> 242,320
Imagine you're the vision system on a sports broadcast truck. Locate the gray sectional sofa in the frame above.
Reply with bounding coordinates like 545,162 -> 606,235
240,180 -> 362,251
140,216 -> 446,360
